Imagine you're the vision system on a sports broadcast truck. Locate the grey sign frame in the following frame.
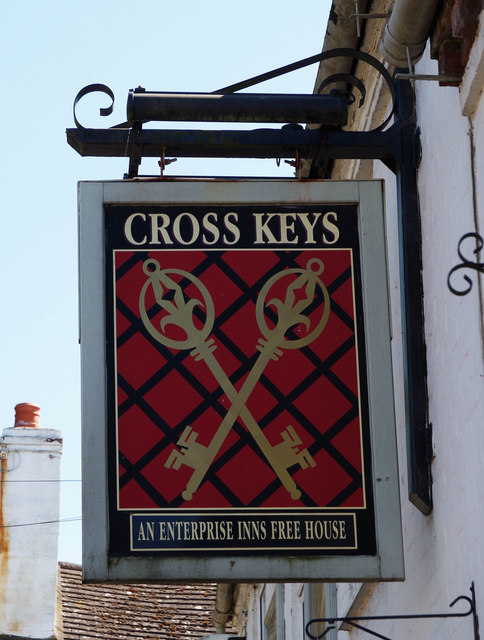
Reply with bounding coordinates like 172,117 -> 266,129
79,179 -> 403,583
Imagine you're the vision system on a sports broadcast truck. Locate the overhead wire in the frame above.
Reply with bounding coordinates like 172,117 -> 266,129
0,479 -> 82,526
0,479 -> 81,482
0,517 -> 81,528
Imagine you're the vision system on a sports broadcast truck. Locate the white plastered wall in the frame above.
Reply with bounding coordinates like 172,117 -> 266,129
232,12 -> 484,640
334,34 -> 484,639
0,427 -> 62,639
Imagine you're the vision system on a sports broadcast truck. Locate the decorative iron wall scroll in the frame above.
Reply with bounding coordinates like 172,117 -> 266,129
448,233 -> 484,296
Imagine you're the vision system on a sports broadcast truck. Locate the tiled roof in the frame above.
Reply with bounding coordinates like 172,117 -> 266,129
57,562 -> 218,640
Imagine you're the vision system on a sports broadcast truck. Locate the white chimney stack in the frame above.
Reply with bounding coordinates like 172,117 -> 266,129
0,403 -> 62,639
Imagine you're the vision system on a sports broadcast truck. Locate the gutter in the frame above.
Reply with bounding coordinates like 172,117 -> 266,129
380,0 -> 441,67
314,0 -> 442,84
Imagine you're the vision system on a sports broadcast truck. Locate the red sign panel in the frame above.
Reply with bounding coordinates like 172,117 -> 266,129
106,205 -> 375,555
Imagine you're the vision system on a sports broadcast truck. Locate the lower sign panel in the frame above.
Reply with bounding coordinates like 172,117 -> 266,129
131,513 -> 357,552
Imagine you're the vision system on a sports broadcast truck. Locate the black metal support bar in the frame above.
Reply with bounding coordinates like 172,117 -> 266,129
395,75 -> 432,515
66,126 -> 322,159
315,123 -> 402,173
216,48 -> 395,107
305,583 -> 480,640
127,90 -> 348,125
66,123 -> 402,167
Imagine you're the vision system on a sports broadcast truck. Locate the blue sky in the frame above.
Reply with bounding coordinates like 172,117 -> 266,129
1,0 -> 331,563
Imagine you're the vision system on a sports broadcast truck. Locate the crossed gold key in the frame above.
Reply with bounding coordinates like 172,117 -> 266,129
139,257 -> 330,501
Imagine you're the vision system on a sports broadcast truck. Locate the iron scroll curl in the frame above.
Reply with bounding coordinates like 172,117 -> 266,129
73,83 -> 115,129
448,232 -> 484,296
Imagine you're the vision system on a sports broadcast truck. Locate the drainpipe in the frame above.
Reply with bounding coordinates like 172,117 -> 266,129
380,0 -> 441,67
212,583 -> 235,633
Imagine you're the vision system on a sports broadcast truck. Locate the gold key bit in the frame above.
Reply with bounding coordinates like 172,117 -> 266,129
164,426 -> 210,472
272,425 -> 317,471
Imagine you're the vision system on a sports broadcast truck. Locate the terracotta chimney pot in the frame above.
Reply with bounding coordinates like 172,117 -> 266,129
14,402 -> 41,429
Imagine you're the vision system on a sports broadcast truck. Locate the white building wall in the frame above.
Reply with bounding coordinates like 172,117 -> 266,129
233,10 -> 484,640
335,38 -> 484,640
284,585 -> 304,640
0,423 -> 62,639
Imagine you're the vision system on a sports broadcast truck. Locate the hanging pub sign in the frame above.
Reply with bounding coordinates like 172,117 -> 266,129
79,179 -> 403,583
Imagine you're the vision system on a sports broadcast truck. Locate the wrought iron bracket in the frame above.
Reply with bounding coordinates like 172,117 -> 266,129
67,122 -> 404,176
395,72 -> 462,83
448,232 -> 484,296
394,47 -> 461,85
66,48 -> 399,179
305,583 -> 480,640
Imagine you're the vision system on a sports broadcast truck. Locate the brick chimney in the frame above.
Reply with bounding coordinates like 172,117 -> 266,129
0,403 -> 63,639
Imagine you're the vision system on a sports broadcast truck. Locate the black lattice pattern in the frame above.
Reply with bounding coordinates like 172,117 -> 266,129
114,249 -> 366,510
